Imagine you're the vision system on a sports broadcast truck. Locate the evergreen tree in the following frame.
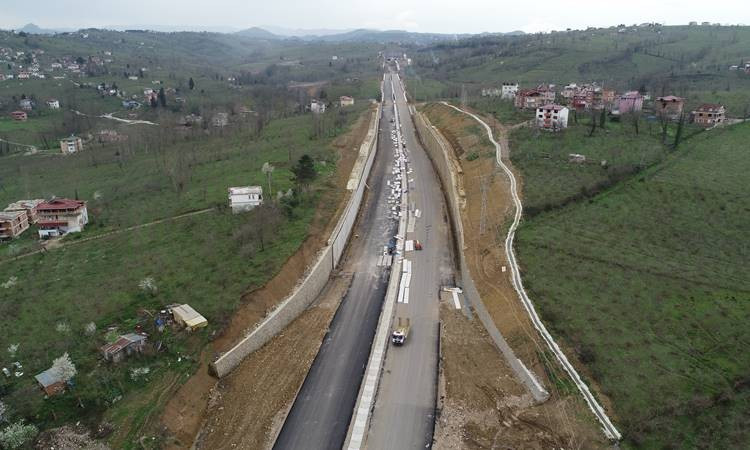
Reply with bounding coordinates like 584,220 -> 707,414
189,77 -> 195,90
291,154 -> 317,192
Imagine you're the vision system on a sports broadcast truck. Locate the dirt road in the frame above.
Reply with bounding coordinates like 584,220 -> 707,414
421,103 -> 608,448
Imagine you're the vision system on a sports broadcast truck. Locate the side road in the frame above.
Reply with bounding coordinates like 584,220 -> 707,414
441,102 -> 622,441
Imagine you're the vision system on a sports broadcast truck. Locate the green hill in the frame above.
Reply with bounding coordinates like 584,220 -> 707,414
515,122 -> 750,448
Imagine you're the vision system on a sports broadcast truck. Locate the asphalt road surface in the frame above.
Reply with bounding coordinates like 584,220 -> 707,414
366,71 -> 454,449
273,76 -> 400,450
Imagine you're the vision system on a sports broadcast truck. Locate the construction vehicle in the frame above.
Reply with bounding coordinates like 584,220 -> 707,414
391,317 -> 411,346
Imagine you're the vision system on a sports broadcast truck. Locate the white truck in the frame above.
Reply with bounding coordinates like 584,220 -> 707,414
391,317 -> 411,346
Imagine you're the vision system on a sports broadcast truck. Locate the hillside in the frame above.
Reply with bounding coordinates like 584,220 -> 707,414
514,121 -> 750,447
409,25 -> 750,115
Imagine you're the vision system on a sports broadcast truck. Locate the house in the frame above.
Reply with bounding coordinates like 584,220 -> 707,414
501,82 -> 518,100
340,96 -> 354,107
171,304 -> 208,331
17,72 -> 30,80
0,210 -> 29,240
60,135 -> 83,154
46,99 -> 60,109
310,99 -> 326,114
535,104 -> 569,131
37,198 -> 89,238
34,368 -> 65,396
97,129 -> 127,143
212,112 -> 229,127
101,333 -> 148,363
692,104 -> 725,127
515,86 -> 555,109
561,83 -> 579,100
228,186 -> 263,213
19,98 -> 33,110
656,96 -> 685,120
5,199 -> 44,224
615,91 -> 644,114
10,111 -> 27,121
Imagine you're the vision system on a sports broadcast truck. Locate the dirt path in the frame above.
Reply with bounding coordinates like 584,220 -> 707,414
158,105 -> 377,448
0,208 -> 213,265
422,103 -> 608,448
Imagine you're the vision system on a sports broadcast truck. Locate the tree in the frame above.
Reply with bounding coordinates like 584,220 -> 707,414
0,421 -> 38,449
51,352 -> 77,383
158,87 -> 167,107
189,77 -> 195,90
672,113 -> 686,150
291,154 -> 317,192
261,162 -> 275,196
599,108 -> 607,129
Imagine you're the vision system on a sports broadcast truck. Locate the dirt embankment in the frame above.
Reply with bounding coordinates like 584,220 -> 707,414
422,103 -> 606,448
158,106 -> 376,448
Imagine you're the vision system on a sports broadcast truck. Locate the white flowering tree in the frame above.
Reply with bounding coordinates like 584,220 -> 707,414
6,344 -> 18,359
84,322 -> 97,336
0,420 -> 38,449
138,277 -> 157,296
51,353 -> 77,383
262,162 -> 275,196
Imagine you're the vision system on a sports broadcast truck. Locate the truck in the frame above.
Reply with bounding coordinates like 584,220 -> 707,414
391,317 -> 411,346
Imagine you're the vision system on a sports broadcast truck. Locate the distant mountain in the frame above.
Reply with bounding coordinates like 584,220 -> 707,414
17,23 -> 69,34
235,27 -> 282,39
310,29 -> 467,44
261,26 -> 354,37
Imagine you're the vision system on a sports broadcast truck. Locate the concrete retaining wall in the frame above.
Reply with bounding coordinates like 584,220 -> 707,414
413,111 -> 549,402
212,105 -> 381,378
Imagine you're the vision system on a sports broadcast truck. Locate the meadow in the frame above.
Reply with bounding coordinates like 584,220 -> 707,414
515,122 -> 750,447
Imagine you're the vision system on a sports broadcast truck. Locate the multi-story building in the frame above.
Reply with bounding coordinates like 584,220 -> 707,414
535,104 -> 569,131
5,199 -> 44,224
36,198 -> 89,238
656,96 -> 685,120
515,87 -> 554,109
501,82 -> 518,100
340,96 -> 354,107
0,210 -> 29,240
60,135 -> 83,154
692,104 -> 725,127
615,91 -> 644,114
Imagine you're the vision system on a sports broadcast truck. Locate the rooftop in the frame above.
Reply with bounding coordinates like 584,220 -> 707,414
38,198 -> 86,212
229,186 -> 263,195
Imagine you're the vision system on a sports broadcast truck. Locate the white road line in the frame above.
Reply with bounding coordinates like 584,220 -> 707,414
441,102 -> 622,441
403,287 -> 410,304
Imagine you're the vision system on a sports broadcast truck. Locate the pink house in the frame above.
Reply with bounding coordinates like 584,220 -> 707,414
615,91 -> 644,114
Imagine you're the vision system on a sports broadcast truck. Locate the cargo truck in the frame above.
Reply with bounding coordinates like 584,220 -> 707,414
391,317 -> 410,346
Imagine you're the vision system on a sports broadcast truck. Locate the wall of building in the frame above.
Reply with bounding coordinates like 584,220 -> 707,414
211,105 -> 381,378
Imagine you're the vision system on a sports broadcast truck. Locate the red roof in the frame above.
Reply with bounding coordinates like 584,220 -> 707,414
38,198 -> 85,212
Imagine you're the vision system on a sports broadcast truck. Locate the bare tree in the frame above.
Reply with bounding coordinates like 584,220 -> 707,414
262,162 -> 275,196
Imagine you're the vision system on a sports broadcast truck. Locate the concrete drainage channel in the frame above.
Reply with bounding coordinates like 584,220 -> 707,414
344,73 -> 409,450
440,102 -> 622,441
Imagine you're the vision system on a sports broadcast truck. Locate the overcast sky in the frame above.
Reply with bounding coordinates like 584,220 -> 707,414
1,0 -> 747,34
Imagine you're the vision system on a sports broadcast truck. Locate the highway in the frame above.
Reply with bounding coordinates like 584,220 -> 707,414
273,73 -> 399,450
365,70 -> 454,448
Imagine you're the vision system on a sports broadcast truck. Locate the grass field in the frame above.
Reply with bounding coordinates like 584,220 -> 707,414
515,122 -> 750,448
0,102 -> 369,436
509,118 -> 683,215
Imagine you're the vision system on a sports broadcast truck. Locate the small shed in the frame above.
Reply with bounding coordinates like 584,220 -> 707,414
171,304 -> 208,331
101,333 -> 148,363
34,368 -> 65,396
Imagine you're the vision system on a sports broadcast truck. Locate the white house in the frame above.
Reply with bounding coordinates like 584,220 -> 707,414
46,99 -> 60,109
36,198 -> 89,238
60,135 -> 83,154
501,82 -> 518,100
310,99 -> 326,114
228,186 -> 263,213
536,104 -> 569,131
340,96 -> 354,107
